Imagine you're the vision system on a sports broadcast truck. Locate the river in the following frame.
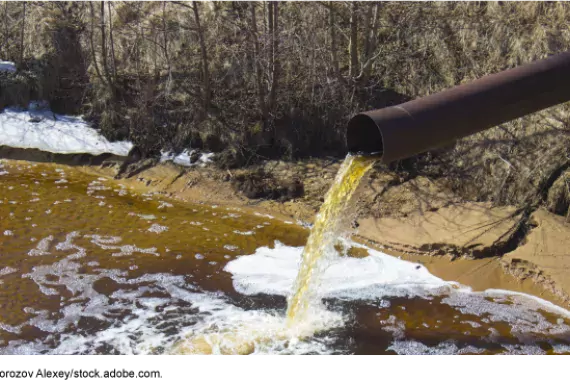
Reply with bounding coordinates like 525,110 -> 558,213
2,158 -> 570,354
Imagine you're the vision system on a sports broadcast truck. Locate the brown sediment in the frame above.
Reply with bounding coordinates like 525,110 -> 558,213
77,160 -> 317,225
355,236 -> 567,308
0,145 -> 127,166
501,209 -> 570,306
356,203 -> 523,258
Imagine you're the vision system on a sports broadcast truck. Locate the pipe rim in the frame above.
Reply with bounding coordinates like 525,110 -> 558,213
346,113 -> 384,157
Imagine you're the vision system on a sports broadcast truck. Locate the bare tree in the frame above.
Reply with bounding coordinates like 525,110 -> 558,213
19,1 -> 25,63
88,2 -> 104,82
249,2 -> 267,121
192,1 -> 211,112
348,2 -> 359,78
360,2 -> 380,83
329,1 -> 340,79
107,1 -> 117,79
171,1 -> 211,110
268,1 -> 279,112
99,1 -> 113,89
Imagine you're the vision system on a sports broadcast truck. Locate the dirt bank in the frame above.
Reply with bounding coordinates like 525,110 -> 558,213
501,209 -> 570,305
2,153 -> 569,308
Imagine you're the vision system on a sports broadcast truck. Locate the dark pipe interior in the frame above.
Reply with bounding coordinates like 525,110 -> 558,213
346,114 -> 383,156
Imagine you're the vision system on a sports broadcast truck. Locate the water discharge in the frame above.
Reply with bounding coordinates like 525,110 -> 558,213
175,155 -> 374,352
287,155 -> 375,326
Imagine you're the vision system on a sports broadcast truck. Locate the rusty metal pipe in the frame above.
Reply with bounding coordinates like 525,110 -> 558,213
347,50 -> 570,163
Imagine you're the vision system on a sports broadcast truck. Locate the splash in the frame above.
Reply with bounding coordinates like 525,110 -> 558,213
172,155 -> 375,353
286,155 -> 376,326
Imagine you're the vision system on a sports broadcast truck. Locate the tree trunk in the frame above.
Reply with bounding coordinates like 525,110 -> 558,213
88,2 -> 104,83
263,2 -> 267,35
162,1 -> 172,96
268,1 -> 279,112
361,2 -> 380,82
192,1 -> 211,111
362,3 -> 373,62
107,1 -> 117,79
250,2 -> 267,121
2,2 -> 11,58
349,2 -> 359,78
329,1 -> 339,78
19,1 -> 25,64
99,1 -> 113,90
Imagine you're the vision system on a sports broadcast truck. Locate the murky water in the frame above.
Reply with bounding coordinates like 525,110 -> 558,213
2,158 -> 570,354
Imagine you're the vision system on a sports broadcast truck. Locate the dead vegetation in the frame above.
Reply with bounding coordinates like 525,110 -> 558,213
1,2 -> 570,212
231,168 -> 303,202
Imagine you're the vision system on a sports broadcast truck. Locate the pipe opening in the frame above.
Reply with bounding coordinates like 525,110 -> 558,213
346,114 -> 384,157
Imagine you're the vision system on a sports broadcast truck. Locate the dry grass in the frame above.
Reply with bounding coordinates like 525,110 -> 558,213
2,2 -> 570,212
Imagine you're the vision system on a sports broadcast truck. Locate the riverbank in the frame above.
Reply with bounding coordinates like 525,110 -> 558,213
2,150 -> 569,309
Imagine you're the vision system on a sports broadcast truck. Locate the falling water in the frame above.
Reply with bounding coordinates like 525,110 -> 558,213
286,154 -> 376,326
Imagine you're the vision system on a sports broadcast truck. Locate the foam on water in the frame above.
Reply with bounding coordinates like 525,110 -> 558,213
0,267 -> 17,277
3,229 -> 570,354
225,241 -> 450,300
1,239 -> 342,354
225,240 -> 570,354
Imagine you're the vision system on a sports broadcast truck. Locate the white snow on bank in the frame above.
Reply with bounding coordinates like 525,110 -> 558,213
0,61 -> 16,73
160,149 -> 214,167
0,107 -> 133,156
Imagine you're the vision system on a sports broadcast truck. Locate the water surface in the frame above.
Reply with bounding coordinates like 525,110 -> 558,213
1,159 -> 570,354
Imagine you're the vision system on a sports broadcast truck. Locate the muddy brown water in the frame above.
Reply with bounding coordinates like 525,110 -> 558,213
2,159 -> 570,355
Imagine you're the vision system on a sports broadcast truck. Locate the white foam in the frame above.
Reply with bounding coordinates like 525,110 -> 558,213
2,250 -> 341,355
0,61 -> 16,73
160,150 -> 214,167
28,235 -> 54,256
85,234 -> 158,257
157,201 -> 173,209
233,230 -> 255,236
225,240 -> 570,354
225,241 -> 450,299
0,107 -> 132,156
55,231 -> 86,259
148,224 -> 168,234
388,340 -> 486,355
254,212 -> 275,220
0,267 -> 17,277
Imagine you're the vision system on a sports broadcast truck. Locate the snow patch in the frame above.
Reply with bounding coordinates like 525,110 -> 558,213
160,149 -> 214,167
0,107 -> 132,156
0,61 -> 16,73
